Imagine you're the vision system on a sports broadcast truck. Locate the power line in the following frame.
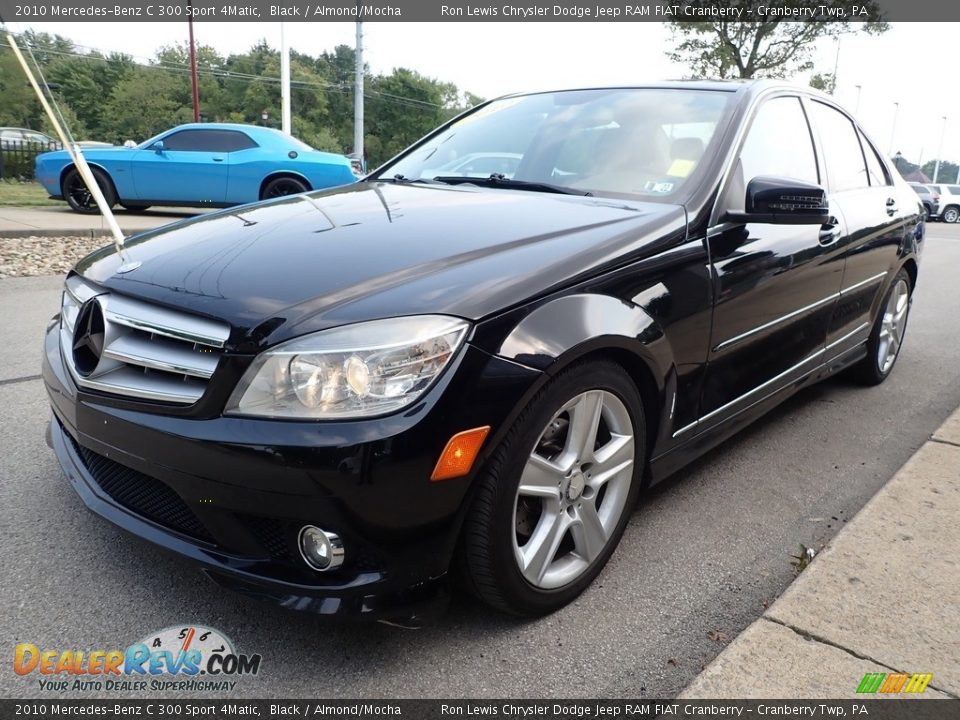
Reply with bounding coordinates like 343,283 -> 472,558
1,33 -> 447,110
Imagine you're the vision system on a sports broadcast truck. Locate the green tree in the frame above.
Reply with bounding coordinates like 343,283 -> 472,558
0,47 -> 40,127
667,2 -> 888,79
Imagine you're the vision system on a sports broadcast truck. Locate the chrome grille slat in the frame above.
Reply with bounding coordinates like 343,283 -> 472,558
59,276 -> 229,405
103,334 -> 219,379
79,366 -> 207,403
105,294 -> 230,349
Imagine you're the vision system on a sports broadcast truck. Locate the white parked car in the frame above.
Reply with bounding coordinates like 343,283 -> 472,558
928,183 -> 960,223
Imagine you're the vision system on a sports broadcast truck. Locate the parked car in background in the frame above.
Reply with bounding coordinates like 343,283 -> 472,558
927,183 -> 960,223
35,123 -> 357,213
908,182 -> 939,219
43,82 -> 922,623
0,127 -> 58,148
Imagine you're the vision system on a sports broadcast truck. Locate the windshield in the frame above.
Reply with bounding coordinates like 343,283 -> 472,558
380,88 -> 732,200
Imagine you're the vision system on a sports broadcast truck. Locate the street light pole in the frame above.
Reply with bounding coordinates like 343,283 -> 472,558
933,116 -> 947,183
888,102 -> 899,156
854,84 -> 862,114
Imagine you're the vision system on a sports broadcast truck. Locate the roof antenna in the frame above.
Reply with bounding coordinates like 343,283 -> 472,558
2,20 -> 132,267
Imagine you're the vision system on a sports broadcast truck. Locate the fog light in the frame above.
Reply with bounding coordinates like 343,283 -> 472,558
298,526 -> 345,571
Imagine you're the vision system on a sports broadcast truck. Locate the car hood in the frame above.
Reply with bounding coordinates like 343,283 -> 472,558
77,182 -> 686,350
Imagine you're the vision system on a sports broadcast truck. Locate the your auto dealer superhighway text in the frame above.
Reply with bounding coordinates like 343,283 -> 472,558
441,4 -> 871,17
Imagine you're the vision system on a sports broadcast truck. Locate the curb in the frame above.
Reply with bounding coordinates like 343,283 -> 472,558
0,228 -> 116,239
679,405 -> 960,699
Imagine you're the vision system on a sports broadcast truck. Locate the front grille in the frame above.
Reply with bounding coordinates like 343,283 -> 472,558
60,275 -> 230,405
64,429 -> 212,542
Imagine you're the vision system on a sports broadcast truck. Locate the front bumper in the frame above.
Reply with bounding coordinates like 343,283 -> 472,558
42,316 -> 541,622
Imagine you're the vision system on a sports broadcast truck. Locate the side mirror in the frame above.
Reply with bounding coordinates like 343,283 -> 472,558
152,141 -> 165,154
725,176 -> 830,225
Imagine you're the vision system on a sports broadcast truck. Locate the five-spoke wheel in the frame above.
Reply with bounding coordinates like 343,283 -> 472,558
460,361 -> 644,616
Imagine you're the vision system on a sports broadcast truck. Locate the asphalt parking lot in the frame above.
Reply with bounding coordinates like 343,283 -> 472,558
2,224 -> 959,700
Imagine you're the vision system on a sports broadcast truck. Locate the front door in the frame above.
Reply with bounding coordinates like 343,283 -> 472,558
698,94 -> 844,432
131,129 -> 230,204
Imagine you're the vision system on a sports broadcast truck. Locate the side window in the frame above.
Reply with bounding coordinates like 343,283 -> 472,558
809,102 -> 869,192
859,130 -> 890,186
947,185 -> 960,195
739,96 -> 818,185
217,131 -> 258,152
161,130 -> 209,151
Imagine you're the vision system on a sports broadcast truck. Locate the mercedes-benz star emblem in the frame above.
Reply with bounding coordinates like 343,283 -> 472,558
72,299 -> 105,377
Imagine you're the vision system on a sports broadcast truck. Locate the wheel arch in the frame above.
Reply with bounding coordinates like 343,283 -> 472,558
258,171 -> 312,199
59,162 -> 118,197
490,292 -> 674,477
901,257 -> 919,292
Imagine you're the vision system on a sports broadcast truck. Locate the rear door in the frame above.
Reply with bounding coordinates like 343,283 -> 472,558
131,129 -> 232,203
697,94 -> 844,432
806,101 -> 910,360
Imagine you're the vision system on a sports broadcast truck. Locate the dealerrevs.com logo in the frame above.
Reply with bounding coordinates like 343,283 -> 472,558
14,625 -> 262,693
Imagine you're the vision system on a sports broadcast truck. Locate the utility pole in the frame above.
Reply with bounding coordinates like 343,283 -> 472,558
187,0 -> 200,122
854,84 -> 862,114
888,102 -> 899,156
933,116 -> 947,183
280,23 -> 291,135
831,37 -> 841,94
354,21 -> 364,162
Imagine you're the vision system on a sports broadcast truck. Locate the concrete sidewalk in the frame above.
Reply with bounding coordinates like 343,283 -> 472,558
681,407 -> 960,699
0,206 -> 203,237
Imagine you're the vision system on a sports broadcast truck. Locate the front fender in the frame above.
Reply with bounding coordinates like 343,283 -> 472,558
479,293 -> 678,473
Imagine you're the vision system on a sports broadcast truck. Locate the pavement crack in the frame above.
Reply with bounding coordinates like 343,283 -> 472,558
0,374 -> 42,387
930,437 -> 960,449
763,617 -> 959,698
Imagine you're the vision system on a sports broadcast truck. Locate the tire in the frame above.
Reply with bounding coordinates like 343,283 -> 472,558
261,176 -> 309,200
120,203 -> 151,212
851,268 -> 912,386
61,167 -> 116,215
942,205 -> 959,223
458,360 -> 645,616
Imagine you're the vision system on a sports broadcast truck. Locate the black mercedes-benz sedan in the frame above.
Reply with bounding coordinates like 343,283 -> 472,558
43,81 -> 923,622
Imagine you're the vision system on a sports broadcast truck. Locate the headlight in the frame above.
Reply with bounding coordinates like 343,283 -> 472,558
225,315 -> 469,419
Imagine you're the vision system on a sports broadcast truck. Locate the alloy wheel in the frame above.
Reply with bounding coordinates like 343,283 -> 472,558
878,278 -> 910,374
66,174 -> 97,211
512,389 -> 635,590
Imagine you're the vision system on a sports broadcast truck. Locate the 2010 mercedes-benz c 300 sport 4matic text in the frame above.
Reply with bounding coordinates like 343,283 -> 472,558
43,81 -> 923,623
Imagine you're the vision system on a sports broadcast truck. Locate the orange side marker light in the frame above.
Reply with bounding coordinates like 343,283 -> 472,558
430,426 -> 491,481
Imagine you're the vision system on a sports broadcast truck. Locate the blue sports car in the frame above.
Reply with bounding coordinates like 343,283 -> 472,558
35,123 -> 358,214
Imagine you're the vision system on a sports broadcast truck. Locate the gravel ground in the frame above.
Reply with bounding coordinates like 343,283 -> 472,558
0,234 -> 109,278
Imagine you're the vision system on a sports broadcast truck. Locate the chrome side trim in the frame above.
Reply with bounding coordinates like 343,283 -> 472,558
839,271 -> 887,296
671,420 -> 699,439
672,348 -> 825,438
825,322 -> 870,351
713,292 -> 839,352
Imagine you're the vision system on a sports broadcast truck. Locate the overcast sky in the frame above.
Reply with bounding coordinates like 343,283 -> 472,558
12,20 -> 960,173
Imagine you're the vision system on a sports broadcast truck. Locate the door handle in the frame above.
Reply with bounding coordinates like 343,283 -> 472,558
212,157 -> 224,162
886,197 -> 897,216
819,220 -> 842,246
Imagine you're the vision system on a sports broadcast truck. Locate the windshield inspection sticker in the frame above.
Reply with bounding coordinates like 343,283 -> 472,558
667,159 -> 696,178
644,181 -> 675,194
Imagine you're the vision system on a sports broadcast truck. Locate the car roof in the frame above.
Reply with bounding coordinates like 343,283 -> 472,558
495,78 -> 823,101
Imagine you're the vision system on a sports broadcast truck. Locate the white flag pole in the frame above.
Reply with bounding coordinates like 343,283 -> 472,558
4,28 -> 128,260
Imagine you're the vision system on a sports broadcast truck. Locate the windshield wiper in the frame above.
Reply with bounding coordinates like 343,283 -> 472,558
431,174 -> 592,196
384,174 -> 443,185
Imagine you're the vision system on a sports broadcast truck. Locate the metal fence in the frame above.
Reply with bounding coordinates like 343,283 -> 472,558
0,140 -> 60,180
